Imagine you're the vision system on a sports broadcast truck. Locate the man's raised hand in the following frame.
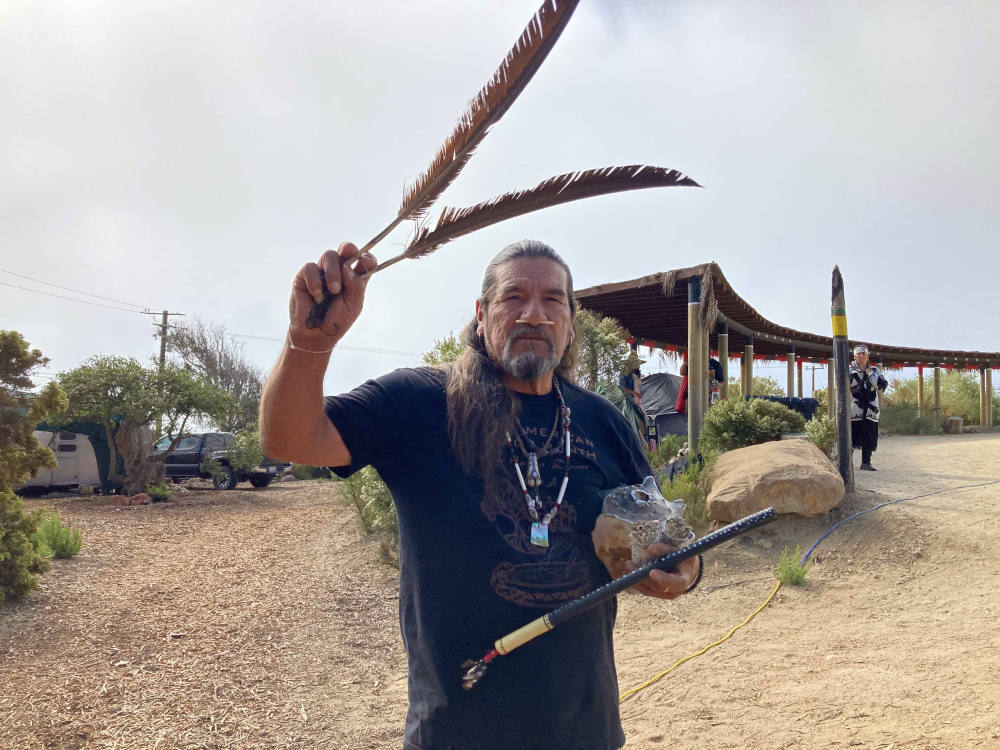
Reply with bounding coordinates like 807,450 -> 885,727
288,242 -> 377,349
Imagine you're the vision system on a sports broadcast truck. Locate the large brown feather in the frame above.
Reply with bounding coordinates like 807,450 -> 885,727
382,166 -> 700,264
366,0 -> 581,252
307,0 -> 581,327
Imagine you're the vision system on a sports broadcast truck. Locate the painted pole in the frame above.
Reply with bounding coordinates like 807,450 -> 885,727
786,347 -> 795,398
687,276 -> 704,452
743,335 -> 754,398
917,365 -> 924,417
831,266 -> 854,492
718,323 -> 729,400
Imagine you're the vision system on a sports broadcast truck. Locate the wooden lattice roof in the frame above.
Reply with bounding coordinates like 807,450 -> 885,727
575,263 -> 1000,369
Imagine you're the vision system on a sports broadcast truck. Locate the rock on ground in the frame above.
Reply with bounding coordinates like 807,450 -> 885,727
705,439 -> 844,521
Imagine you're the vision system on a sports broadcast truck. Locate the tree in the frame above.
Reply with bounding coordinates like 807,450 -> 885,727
168,318 -> 264,432
574,309 -> 632,390
1,331 -> 67,600
55,356 -> 234,495
726,375 -> 785,399
884,369 -> 997,425
422,332 -> 465,366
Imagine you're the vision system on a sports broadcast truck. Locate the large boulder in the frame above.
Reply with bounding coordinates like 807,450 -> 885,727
705,439 -> 844,522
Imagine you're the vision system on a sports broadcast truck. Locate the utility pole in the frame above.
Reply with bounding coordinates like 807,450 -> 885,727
145,309 -> 185,436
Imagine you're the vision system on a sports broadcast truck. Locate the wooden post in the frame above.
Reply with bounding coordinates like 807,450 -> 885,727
980,367 -> 988,426
917,365 -> 924,417
988,368 -> 994,426
718,323 -> 729,400
687,276 -> 704,453
786,347 -> 795,398
702,329 -> 711,415
831,267 -> 854,492
797,358 -> 803,398
934,366 -> 941,421
743,336 -> 754,398
827,360 -> 835,419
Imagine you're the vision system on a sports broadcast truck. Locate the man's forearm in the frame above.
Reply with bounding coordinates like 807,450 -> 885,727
260,341 -> 345,466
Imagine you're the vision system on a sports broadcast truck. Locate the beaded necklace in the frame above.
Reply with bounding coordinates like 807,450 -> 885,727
505,379 -> 572,548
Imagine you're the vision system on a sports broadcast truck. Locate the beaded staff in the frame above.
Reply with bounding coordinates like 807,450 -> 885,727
461,507 -> 776,690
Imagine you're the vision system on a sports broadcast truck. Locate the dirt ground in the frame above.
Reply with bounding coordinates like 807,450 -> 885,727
2,433 -> 999,749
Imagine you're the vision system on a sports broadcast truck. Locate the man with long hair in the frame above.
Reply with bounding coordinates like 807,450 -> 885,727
261,239 -> 701,750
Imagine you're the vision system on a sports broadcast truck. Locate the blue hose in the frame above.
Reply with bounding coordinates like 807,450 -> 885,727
799,479 -> 1000,565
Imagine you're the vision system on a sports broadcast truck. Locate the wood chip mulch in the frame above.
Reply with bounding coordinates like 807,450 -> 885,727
0,481 -> 408,749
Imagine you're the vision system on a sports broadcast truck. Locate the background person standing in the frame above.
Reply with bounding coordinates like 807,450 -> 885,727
849,344 -> 888,471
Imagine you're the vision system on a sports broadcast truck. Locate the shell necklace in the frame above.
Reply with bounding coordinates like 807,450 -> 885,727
505,379 -> 572,548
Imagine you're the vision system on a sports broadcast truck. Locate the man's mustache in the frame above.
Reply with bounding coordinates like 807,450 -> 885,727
507,324 -> 555,350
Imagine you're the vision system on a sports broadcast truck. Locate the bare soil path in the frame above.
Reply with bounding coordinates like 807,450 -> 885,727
2,433 -> 998,749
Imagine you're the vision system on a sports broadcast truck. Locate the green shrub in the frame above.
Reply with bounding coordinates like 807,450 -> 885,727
776,546 -> 810,585
699,397 -> 806,455
30,509 -> 82,559
340,467 -> 398,567
645,433 -> 686,474
200,457 -> 225,484
804,413 -> 837,460
659,458 -> 711,532
1,489 -> 52,601
146,482 -> 172,502
879,403 -> 941,435
290,463 -> 333,480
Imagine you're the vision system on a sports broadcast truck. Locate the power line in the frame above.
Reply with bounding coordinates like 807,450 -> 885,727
0,267 -> 147,309
0,280 -> 149,314
229,331 -> 422,358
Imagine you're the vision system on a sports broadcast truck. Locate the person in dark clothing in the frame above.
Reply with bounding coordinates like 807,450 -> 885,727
849,344 -> 888,471
260,239 -> 701,750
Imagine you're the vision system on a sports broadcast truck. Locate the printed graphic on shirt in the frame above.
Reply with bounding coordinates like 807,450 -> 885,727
481,434 -> 607,609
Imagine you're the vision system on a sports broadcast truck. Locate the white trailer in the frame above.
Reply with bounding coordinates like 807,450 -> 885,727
21,430 -> 101,493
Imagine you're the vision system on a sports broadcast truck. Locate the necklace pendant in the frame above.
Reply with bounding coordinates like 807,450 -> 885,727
530,522 -> 549,547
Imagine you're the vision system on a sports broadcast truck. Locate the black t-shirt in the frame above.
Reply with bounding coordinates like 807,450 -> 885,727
325,367 -> 650,750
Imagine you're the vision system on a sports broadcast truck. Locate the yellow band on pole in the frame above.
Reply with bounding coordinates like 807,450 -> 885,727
495,615 -> 553,655
831,315 -> 848,338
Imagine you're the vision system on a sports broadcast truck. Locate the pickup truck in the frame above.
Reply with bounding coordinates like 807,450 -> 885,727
152,432 -> 290,490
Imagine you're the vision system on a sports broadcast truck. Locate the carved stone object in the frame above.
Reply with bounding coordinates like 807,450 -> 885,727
592,476 -> 694,579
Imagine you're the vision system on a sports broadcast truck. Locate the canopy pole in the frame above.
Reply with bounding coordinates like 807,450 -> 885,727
786,347 -> 795,398
917,365 -> 925,417
687,276 -> 704,453
742,336 -> 754,398
717,323 -> 729,400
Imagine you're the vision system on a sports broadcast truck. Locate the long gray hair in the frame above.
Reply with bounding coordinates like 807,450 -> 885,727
445,240 -> 579,479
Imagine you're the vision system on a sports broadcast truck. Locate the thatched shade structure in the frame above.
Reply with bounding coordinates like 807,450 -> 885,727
574,263 -> 1000,369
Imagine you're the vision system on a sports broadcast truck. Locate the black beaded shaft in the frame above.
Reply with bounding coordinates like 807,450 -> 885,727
547,508 -> 775,627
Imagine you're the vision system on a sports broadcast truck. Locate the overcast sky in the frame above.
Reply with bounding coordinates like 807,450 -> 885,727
2,0 -> 998,398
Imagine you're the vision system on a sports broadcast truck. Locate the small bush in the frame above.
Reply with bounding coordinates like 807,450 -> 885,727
30,509 -> 82,559
340,467 -> 398,567
776,546 -> 810,585
879,403 -> 941,435
146,482 -> 172,502
1,489 -> 52,601
200,457 -> 225,484
700,397 -> 806,455
659,458 -> 711,532
646,433 -> 686,474
290,463 -> 333,480
804,413 -> 837,461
